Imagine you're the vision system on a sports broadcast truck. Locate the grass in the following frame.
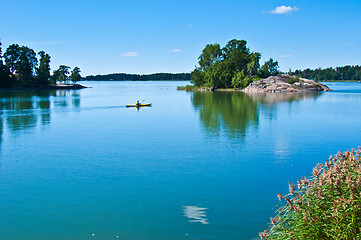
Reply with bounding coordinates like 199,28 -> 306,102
285,76 -> 300,84
259,148 -> 361,240
177,85 -> 201,90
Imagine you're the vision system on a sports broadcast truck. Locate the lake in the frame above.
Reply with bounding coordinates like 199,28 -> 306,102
0,81 -> 360,239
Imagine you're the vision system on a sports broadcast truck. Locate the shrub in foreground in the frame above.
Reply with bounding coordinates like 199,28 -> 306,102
260,148 -> 361,240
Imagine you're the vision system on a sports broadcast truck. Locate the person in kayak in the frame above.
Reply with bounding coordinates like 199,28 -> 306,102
136,100 -> 140,106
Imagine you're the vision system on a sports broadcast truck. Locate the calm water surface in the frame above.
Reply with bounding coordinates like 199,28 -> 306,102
0,81 -> 360,239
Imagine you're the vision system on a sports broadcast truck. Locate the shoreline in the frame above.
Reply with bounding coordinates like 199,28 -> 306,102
178,75 -> 332,93
0,83 -> 88,91
177,86 -> 331,93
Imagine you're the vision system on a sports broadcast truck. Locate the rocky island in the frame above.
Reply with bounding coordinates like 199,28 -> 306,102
179,74 -> 331,93
50,83 -> 87,89
242,74 -> 331,93
184,39 -> 332,93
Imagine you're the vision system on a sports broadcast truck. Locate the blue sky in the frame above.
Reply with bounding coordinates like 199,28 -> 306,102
1,0 -> 361,76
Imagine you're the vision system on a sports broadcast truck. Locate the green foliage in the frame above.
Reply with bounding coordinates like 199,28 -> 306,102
53,65 -> 70,83
177,85 -> 202,90
259,148 -> 361,240
285,76 -> 300,84
0,64 -> 15,88
191,91 -> 259,139
260,58 -> 279,78
70,67 -> 81,83
84,73 -> 191,81
191,39 -> 266,88
4,44 -> 38,87
247,52 -> 261,76
36,51 -> 51,87
4,44 -> 21,74
1,41 -> 81,88
198,43 -> 222,69
294,65 -> 361,81
203,61 -> 233,88
17,46 -> 38,87
190,68 -> 204,87
0,41 -> 16,88
222,39 -> 250,75
231,71 -> 252,89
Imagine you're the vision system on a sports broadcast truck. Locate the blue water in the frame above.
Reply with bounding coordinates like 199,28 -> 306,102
0,81 -> 360,239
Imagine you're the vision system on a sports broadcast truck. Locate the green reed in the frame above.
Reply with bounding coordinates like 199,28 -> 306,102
260,148 -> 361,240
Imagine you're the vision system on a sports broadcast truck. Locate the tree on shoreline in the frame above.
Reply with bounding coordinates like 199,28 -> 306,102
37,51 -> 51,87
260,58 -> 279,78
0,41 -> 15,88
52,65 -> 70,83
1,41 -> 82,88
4,45 -> 38,87
70,67 -> 81,83
191,39 -> 279,89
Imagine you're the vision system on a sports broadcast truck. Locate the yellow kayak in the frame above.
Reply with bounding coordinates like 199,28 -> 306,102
126,103 -> 152,107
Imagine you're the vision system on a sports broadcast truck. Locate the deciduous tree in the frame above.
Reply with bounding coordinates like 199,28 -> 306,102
260,58 -> 279,78
191,39 -> 267,89
70,67 -> 81,83
36,51 -> 51,87
5,45 -> 38,87
0,41 -> 15,88
53,65 -> 70,83
4,44 -> 21,74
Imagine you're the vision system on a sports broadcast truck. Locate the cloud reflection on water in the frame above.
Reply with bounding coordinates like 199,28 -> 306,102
183,206 -> 209,224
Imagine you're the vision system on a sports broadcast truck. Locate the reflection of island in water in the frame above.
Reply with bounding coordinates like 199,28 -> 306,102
191,91 -> 320,139
0,90 -> 81,151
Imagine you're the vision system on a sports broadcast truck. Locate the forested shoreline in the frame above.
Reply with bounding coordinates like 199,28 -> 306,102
293,65 -> 361,81
83,73 -> 191,81
0,41 -> 82,89
2,39 -> 360,89
84,66 -> 361,83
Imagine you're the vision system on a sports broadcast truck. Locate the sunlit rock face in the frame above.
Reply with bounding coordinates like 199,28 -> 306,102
243,74 -> 331,93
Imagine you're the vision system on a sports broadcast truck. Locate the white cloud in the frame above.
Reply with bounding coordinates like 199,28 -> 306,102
170,49 -> 183,53
279,54 -> 292,58
122,51 -> 139,57
270,6 -> 299,15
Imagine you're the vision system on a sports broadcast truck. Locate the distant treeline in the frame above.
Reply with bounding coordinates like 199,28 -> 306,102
293,65 -> 361,81
83,73 -> 191,81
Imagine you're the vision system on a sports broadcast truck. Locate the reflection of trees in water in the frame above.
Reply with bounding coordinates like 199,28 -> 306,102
53,90 -> 80,108
0,113 -> 2,154
191,91 -> 321,139
192,91 -> 259,139
1,90 -> 54,131
0,90 -> 81,151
